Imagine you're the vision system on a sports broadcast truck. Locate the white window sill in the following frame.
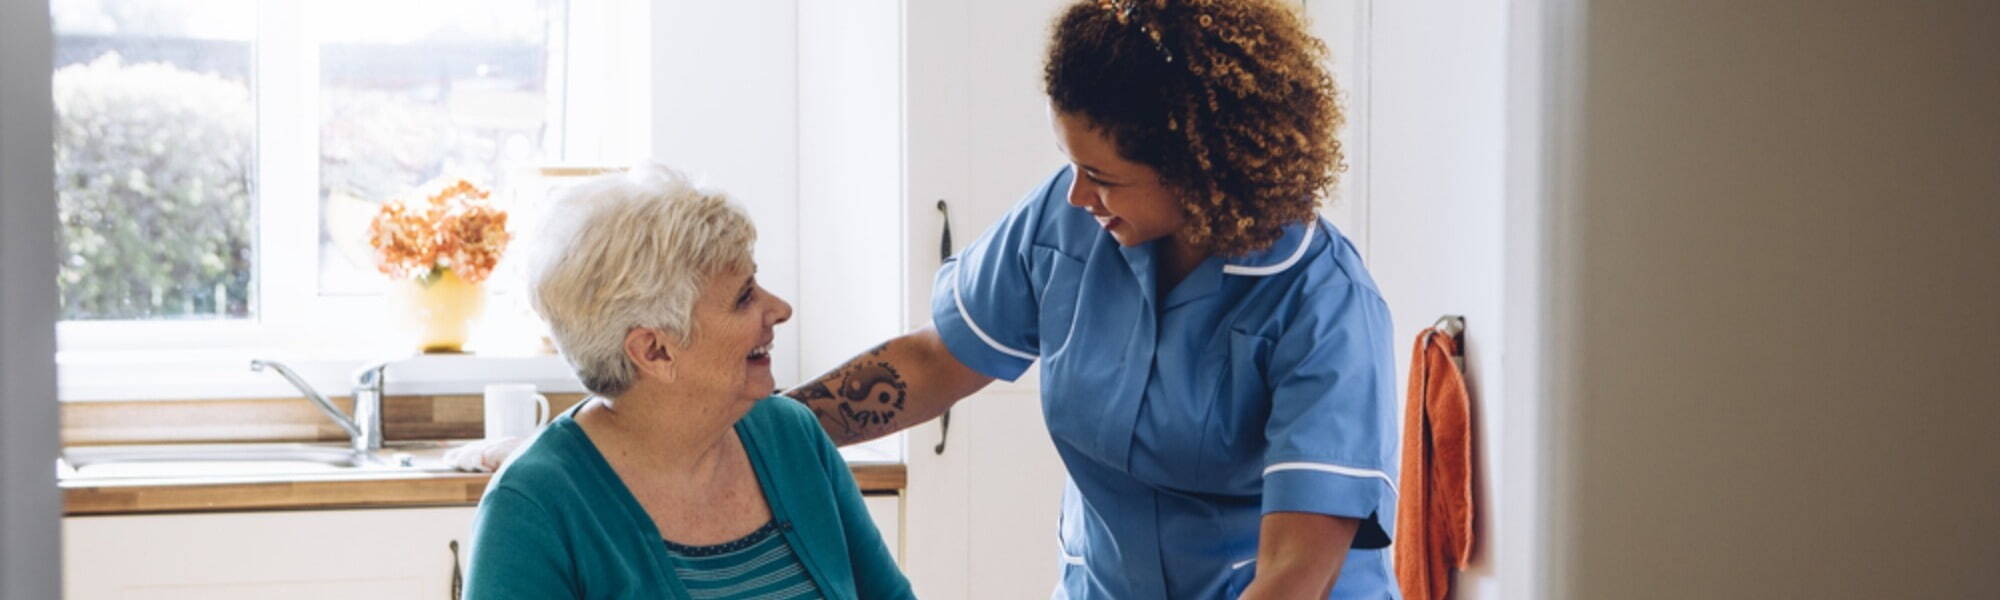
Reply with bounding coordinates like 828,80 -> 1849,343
57,350 -> 584,402
58,338 -> 910,464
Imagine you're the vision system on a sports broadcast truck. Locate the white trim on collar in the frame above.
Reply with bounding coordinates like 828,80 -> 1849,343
1222,220 -> 1317,276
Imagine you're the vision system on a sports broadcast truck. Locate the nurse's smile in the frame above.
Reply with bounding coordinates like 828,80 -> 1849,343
1049,104 -> 1187,248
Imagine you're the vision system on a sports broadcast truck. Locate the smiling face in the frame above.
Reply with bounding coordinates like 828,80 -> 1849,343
1050,106 -> 1188,247
669,262 -> 793,404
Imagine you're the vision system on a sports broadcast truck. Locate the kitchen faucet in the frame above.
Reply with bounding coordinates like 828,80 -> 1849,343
248,359 -> 391,455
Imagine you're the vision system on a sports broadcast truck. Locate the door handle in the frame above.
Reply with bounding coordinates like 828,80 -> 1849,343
935,200 -> 954,455
449,539 -> 464,599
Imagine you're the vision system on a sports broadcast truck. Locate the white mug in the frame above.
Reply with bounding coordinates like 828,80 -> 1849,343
484,383 -> 550,440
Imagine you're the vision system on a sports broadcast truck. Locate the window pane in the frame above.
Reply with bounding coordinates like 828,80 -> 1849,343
316,0 -> 565,295
52,0 -> 258,320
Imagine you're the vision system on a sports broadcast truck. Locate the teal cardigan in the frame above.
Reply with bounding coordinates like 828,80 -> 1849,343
463,396 -> 914,600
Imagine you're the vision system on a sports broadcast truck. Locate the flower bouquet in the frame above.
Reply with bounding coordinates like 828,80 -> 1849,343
368,177 -> 511,353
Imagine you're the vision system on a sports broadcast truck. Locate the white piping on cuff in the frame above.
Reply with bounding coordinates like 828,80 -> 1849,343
1057,536 -> 1085,566
1230,558 -> 1256,571
951,266 -> 1038,361
1222,220 -> 1317,276
1262,461 -> 1398,495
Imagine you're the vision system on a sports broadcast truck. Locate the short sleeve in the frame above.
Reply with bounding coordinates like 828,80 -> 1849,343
1259,276 -> 1401,549
463,488 -> 577,599
930,170 -> 1069,381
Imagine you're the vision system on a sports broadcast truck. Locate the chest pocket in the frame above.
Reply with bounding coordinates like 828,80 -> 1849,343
1199,330 -> 1276,491
1027,246 -> 1086,356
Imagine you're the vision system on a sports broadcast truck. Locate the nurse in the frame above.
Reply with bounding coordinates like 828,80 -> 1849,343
787,0 -> 1398,597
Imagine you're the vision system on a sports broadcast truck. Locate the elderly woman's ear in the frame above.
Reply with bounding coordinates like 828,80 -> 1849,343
623,326 -> 677,383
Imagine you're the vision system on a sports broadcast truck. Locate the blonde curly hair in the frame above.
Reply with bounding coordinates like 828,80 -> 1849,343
1045,0 -> 1344,255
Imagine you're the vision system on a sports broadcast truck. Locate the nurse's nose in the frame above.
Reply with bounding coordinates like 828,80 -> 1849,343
1066,175 -> 1099,211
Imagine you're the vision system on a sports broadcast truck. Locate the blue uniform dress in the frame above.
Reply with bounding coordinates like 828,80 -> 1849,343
932,167 -> 1400,599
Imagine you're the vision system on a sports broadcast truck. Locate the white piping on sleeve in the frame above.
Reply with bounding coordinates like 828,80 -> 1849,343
950,264 -> 1039,361
1223,220 -> 1317,276
1056,520 -> 1085,566
1230,558 -> 1256,570
1262,461 -> 1398,495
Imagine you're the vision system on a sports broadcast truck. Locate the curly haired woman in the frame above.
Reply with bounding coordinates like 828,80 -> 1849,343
789,0 -> 1397,597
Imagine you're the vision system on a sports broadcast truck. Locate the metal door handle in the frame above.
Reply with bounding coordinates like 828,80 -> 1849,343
449,539 -> 464,599
935,200 -> 954,455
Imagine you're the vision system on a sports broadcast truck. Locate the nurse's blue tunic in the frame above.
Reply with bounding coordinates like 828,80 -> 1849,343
931,167 -> 1401,599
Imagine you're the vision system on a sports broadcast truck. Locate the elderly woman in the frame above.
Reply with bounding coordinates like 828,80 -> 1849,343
463,164 -> 911,600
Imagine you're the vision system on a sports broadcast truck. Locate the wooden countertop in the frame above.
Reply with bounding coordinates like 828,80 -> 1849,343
62,462 -> 906,516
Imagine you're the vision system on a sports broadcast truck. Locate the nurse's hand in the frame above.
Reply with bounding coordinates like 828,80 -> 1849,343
784,326 -> 994,446
1237,512 -> 1361,600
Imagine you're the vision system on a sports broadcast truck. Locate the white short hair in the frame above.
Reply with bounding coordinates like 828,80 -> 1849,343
526,162 -> 756,397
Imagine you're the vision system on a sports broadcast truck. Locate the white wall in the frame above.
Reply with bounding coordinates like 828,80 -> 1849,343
797,0 -> 905,379
1548,1 -> 2000,597
650,1 -> 802,383
1342,2 -> 1519,598
0,0 -> 63,597
562,0 -> 653,163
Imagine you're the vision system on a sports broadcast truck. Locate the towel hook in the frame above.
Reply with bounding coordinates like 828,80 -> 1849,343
1430,315 -> 1467,363
1432,314 -> 1466,339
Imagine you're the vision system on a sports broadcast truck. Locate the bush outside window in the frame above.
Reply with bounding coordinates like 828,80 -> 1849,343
52,0 -> 565,321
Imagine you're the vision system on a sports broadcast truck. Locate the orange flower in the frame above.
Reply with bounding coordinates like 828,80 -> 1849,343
367,177 -> 510,284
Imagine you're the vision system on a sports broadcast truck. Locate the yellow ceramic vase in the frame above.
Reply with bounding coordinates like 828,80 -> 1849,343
397,267 -> 486,354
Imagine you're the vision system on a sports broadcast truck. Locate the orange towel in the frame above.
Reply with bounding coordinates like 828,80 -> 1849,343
1395,328 -> 1474,600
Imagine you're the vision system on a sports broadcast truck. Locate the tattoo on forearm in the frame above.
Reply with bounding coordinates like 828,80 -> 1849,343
791,380 -> 855,439
787,351 -> 909,441
835,362 -> 906,430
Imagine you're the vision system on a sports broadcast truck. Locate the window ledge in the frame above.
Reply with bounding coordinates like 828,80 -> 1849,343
58,350 -> 584,402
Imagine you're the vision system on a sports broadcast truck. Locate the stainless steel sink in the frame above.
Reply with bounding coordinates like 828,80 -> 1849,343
59,442 -> 460,480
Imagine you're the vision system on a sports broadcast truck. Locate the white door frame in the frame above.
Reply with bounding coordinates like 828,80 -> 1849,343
1,0 -> 63,597
1502,0 -> 1585,598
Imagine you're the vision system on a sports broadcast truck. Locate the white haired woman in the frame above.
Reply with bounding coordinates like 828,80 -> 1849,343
463,163 -> 912,600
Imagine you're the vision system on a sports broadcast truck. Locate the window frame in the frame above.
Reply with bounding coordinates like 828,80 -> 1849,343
56,0 -> 648,402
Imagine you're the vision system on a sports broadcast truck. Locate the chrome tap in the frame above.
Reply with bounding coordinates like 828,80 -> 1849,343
351,360 -> 389,453
249,359 -> 391,454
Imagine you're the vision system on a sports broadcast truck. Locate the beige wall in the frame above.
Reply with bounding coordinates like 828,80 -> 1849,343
1556,1 -> 2000,597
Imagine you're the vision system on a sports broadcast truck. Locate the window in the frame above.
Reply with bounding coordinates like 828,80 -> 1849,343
313,0 -> 565,296
52,0 -> 258,321
52,0 -> 644,400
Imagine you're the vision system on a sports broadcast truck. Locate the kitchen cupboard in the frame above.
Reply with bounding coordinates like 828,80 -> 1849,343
64,498 -> 901,599
65,507 -> 477,600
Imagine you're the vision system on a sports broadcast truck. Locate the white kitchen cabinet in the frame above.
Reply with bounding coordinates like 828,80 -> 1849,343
64,498 -> 906,600
64,506 -> 477,600
864,493 -> 904,564
894,0 -> 1090,596
796,0 -> 1079,596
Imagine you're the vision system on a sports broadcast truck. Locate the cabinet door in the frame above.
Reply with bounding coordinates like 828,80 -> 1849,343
64,506 -> 476,600
898,0 -> 1078,597
863,493 -> 903,565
